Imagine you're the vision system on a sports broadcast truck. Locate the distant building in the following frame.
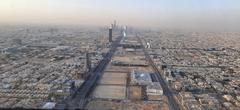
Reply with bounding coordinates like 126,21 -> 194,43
146,82 -> 163,100
146,82 -> 163,95
86,52 -> 91,72
113,20 -> 117,28
109,27 -> 113,42
146,42 -> 151,49
131,70 -> 152,85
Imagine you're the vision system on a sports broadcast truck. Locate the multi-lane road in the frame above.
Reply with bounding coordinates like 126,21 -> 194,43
55,33 -> 123,109
55,31 -> 181,110
136,35 -> 181,110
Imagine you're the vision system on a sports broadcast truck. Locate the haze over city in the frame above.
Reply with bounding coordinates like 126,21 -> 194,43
0,0 -> 240,31
1,0 -> 240,110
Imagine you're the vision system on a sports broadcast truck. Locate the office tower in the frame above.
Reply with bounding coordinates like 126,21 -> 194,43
109,27 -> 113,42
86,52 -> 91,72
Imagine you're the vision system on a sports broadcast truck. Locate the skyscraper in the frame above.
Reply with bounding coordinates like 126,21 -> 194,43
109,27 -> 113,42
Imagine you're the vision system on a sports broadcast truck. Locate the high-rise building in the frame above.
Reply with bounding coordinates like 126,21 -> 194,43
86,52 -> 91,72
114,20 -> 117,28
109,27 -> 113,42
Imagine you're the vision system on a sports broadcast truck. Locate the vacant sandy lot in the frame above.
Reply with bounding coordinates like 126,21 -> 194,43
106,65 -> 130,72
99,72 -> 127,85
86,100 -> 169,110
92,85 -> 126,99
129,86 -> 142,100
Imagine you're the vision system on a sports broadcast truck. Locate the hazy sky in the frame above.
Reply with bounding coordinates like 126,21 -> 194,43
0,0 -> 240,31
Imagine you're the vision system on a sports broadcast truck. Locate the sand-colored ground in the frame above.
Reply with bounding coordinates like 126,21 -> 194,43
86,100 -> 169,110
92,85 -> 126,99
106,65 -> 130,72
99,72 -> 127,85
129,86 -> 142,100
112,55 -> 147,65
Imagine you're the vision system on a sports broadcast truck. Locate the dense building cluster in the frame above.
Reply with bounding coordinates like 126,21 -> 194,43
0,25 -> 110,108
1,24 -> 240,110
140,30 -> 240,109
